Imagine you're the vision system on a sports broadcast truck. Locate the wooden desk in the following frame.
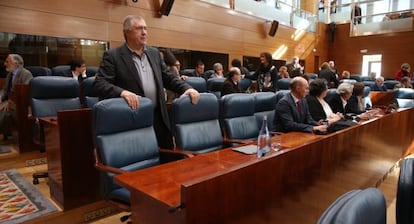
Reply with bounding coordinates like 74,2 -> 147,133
40,109 -> 100,210
115,108 -> 414,223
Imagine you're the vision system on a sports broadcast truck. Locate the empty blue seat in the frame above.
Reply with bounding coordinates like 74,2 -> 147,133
51,65 -> 70,76
396,88 -> 414,108
26,66 -> 51,77
184,77 -> 207,93
396,158 -> 414,224
277,79 -> 291,90
252,92 -> 277,130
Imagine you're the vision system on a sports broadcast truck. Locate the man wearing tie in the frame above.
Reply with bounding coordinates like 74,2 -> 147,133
273,76 -> 327,133
0,54 -> 33,140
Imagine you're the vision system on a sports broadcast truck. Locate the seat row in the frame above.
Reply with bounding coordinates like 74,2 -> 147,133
185,77 -> 252,98
25,65 -> 99,77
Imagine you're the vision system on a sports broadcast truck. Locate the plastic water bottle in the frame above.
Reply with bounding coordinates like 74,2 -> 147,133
257,115 -> 271,158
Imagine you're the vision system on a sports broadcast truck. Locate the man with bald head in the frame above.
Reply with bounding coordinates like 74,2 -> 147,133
274,76 -> 327,133
221,67 -> 242,97
94,15 -> 200,148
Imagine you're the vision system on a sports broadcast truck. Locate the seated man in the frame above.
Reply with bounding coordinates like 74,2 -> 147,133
371,76 -> 387,91
0,54 -> 33,140
273,76 -> 327,133
59,59 -> 87,81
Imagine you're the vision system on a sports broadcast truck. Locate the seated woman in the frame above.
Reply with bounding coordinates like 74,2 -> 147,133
306,78 -> 342,125
346,82 -> 366,114
278,65 -> 290,79
221,67 -> 242,97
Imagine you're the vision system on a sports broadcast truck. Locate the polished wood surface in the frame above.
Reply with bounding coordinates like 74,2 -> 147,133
115,108 -> 414,223
40,109 -> 100,210
370,91 -> 397,108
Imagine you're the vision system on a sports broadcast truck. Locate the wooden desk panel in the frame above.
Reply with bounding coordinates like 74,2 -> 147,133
40,109 -> 100,210
115,108 -> 414,223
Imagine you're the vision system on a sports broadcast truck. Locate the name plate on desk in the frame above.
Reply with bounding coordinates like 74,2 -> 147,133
232,145 -> 257,155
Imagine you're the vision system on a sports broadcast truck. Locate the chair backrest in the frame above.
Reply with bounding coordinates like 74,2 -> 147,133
324,88 -> 337,102
275,90 -> 290,105
207,78 -> 225,98
29,76 -> 81,118
86,66 -> 99,77
397,158 -> 414,224
185,77 -> 207,93
350,74 -> 362,82
317,188 -> 386,224
395,88 -> 414,108
252,92 -> 277,130
93,97 -> 160,202
26,66 -> 51,77
51,65 -> 70,76
181,68 -> 194,76
240,78 -> 252,91
306,73 -> 318,79
277,78 -> 291,90
384,80 -> 399,90
361,76 -> 374,82
82,76 -> 99,108
171,93 -> 223,153
220,93 -> 258,140
363,81 -> 375,88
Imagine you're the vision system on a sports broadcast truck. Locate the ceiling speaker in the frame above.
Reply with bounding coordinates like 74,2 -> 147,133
268,20 -> 279,37
159,0 -> 175,16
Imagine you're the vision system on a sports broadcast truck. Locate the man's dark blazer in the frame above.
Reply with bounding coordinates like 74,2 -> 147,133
328,93 -> 345,114
306,95 -> 328,122
93,43 -> 191,131
221,79 -> 241,97
319,68 -> 339,87
273,93 -> 317,133
371,84 -> 387,91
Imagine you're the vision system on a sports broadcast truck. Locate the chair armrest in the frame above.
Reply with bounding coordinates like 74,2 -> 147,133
159,148 -> 194,163
93,148 -> 127,175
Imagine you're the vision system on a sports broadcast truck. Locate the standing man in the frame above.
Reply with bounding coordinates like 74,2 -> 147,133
273,76 -> 327,133
0,54 -> 33,140
352,3 -> 362,25
94,15 -> 199,148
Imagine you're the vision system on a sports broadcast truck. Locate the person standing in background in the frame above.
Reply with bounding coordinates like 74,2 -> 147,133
352,3 -> 362,25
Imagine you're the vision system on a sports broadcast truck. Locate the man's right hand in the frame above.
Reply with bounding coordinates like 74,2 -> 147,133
120,90 -> 140,110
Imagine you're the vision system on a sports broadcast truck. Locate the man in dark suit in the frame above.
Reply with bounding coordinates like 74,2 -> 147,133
328,82 -> 354,114
221,67 -> 242,97
59,59 -> 87,82
94,15 -> 199,148
0,54 -> 33,140
273,76 -> 327,133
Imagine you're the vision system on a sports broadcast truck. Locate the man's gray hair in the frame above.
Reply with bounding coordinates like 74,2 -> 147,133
122,15 -> 144,40
337,82 -> 353,95
9,54 -> 24,68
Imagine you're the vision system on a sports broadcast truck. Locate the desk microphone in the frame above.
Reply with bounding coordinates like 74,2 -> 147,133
168,203 -> 185,213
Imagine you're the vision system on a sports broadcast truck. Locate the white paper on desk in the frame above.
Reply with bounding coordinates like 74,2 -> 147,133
232,145 -> 257,155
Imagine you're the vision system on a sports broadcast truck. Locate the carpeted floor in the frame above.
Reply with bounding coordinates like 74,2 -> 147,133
0,169 -> 57,224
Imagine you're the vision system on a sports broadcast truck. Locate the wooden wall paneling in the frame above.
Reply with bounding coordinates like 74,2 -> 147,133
329,23 -> 414,78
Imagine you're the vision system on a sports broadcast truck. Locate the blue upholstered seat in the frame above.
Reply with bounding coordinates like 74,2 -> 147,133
240,78 -> 252,91
26,66 -> 51,77
93,97 -> 159,205
395,88 -> 414,108
207,78 -> 225,99
317,188 -> 386,224
252,92 -> 277,131
220,93 -> 258,141
86,66 -> 99,77
275,90 -> 290,105
82,76 -> 99,108
350,74 -> 362,82
51,65 -> 70,76
277,78 -> 291,90
30,76 -> 81,118
396,158 -> 414,224
384,80 -> 400,90
171,93 -> 224,153
324,88 -> 337,102
185,77 -> 207,93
